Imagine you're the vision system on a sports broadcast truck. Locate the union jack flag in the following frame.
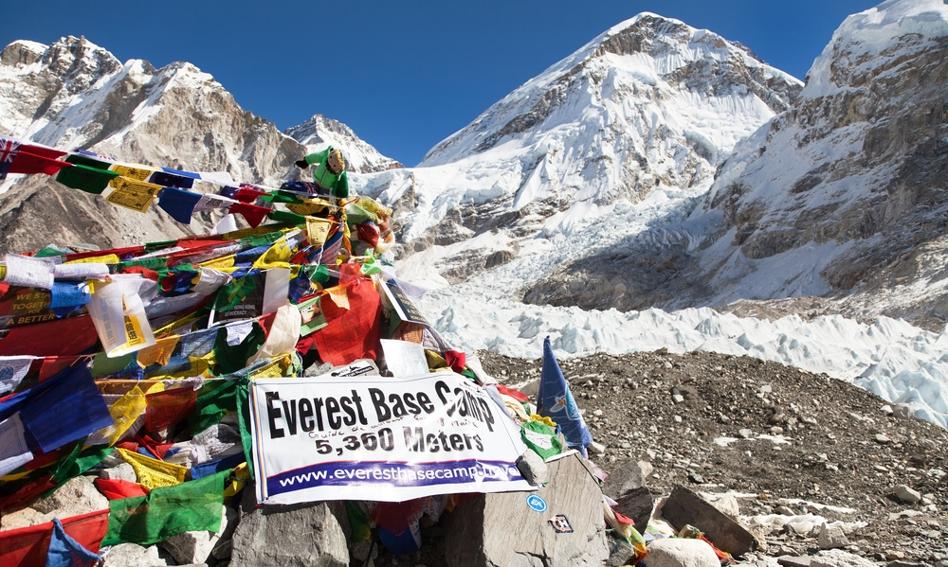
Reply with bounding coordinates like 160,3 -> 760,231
0,137 -> 21,180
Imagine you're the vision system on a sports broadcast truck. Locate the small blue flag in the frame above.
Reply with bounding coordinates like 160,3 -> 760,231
157,187 -> 202,223
537,336 -> 592,456
46,517 -> 102,567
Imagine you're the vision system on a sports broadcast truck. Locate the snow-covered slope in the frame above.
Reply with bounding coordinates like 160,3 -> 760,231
357,13 -> 801,247
687,0 -> 948,327
0,36 -> 391,252
285,114 -> 402,173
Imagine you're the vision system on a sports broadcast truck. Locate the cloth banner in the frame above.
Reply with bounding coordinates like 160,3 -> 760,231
248,372 -> 532,505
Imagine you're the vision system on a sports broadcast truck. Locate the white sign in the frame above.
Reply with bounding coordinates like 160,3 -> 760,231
248,372 -> 532,504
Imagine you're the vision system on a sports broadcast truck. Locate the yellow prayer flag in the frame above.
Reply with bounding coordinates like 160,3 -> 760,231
100,386 -> 146,446
118,447 -> 187,490
65,254 -> 120,265
137,335 -> 181,367
106,177 -> 162,213
110,164 -> 155,181
224,462 -> 250,497
305,216 -> 331,247
252,231 -> 295,270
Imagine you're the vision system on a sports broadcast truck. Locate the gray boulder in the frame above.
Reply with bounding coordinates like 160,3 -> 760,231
647,538 -> 719,567
438,454 -> 609,566
516,450 -> 550,486
103,543 -> 169,566
811,550 -> 876,567
229,489 -> 350,567
31,475 -> 108,516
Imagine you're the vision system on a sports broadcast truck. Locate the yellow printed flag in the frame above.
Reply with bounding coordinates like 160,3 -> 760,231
111,164 -> 155,181
65,254 -> 120,265
305,216 -> 331,247
137,335 -> 181,368
99,386 -> 147,446
106,177 -> 163,212
118,447 -> 187,490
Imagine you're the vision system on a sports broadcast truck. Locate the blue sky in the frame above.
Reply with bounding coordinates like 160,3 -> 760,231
2,0 -> 878,165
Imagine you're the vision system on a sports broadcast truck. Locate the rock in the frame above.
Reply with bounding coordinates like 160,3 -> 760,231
588,441 -> 607,456
778,557 -> 813,567
517,450 -> 550,486
888,561 -> 926,567
705,493 -> 740,518
615,487 -> 655,538
646,538 -> 718,567
0,507 -> 51,530
603,458 -> 652,497
661,486 -> 761,556
890,485 -> 922,504
161,504 -> 238,564
230,490 -> 350,566
739,429 -> 754,439
687,472 -> 705,484
817,523 -> 849,549
881,404 -> 894,415
98,462 -> 137,482
438,454 -> 609,566
31,475 -> 109,516
607,533 -> 637,566
103,543 -> 169,566
874,433 -> 891,444
810,549 -> 875,567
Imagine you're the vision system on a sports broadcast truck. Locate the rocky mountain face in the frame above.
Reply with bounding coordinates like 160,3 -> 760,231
523,0 -> 948,329
0,36 -> 392,253
285,113 -> 402,173
355,13 -> 801,308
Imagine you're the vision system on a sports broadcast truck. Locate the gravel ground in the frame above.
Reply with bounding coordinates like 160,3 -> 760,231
479,349 -> 948,565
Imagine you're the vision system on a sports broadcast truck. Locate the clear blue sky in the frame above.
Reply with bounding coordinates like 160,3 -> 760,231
2,0 -> 878,166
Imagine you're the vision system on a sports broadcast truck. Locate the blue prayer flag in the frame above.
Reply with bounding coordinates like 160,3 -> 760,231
149,170 -> 194,189
537,336 -> 592,456
157,187 -> 202,223
18,365 -> 112,453
46,518 -> 102,567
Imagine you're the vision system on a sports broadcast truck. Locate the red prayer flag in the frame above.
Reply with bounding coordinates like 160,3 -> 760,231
8,150 -> 72,177
93,478 -> 149,500
0,315 -> 98,357
313,277 -> 382,365
0,509 -> 108,567
229,202 -> 271,228
144,387 -> 196,434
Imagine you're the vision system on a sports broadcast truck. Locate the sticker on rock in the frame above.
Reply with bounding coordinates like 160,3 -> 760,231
526,494 -> 547,513
548,514 -> 573,534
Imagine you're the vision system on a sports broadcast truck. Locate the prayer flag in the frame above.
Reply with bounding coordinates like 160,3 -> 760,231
102,470 -> 227,546
156,187 -> 202,223
18,365 -> 113,453
45,517 -> 103,567
537,336 -> 592,456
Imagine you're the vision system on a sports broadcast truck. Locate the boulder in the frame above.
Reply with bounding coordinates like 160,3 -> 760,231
438,454 -> 609,566
603,458 -> 652,497
229,489 -> 349,566
516,450 -> 550,486
97,462 -> 137,482
103,543 -> 169,566
811,550 -> 875,567
889,485 -> 922,504
647,538 -> 719,567
160,504 -> 238,564
704,493 -> 740,518
661,486 -> 760,556
817,523 -> 848,549
31,475 -> 109,516
615,487 -> 654,536
0,507 -> 50,530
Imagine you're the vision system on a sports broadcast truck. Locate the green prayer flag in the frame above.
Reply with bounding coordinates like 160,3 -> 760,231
235,378 -> 255,479
56,163 -> 119,194
266,209 -> 307,226
48,441 -> 113,490
188,378 -> 239,434
102,470 -> 228,546
520,421 -> 564,460
213,323 -> 265,374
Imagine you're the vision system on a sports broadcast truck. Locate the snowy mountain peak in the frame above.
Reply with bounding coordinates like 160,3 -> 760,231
285,113 -> 402,173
